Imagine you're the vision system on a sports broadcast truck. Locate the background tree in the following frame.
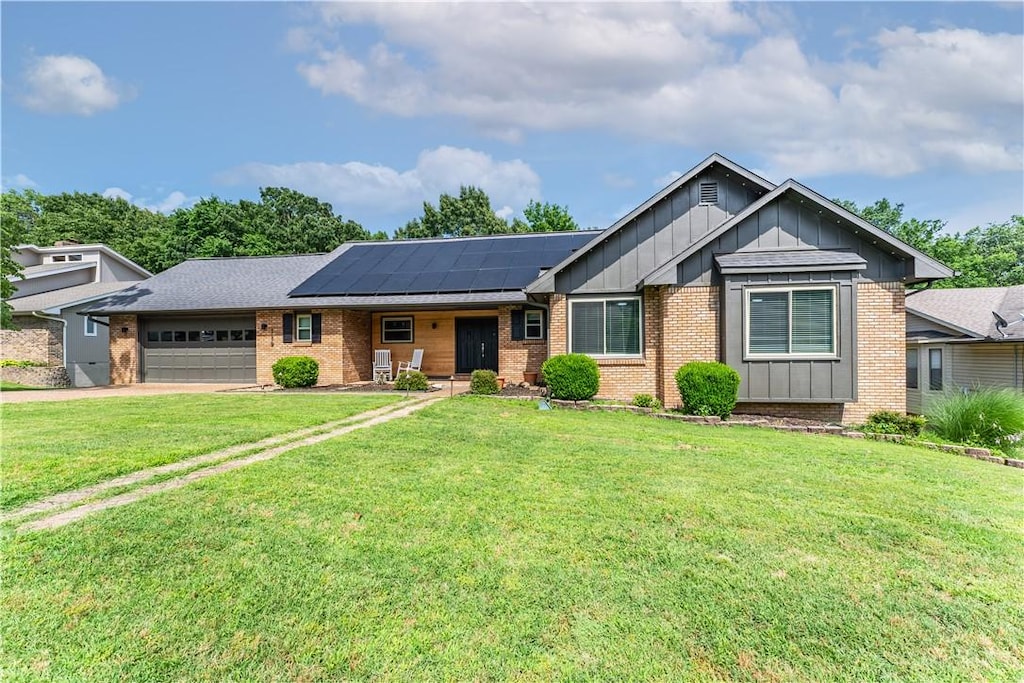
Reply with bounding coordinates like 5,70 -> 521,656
511,200 -> 579,233
1,191 -> 30,328
395,187 -> 580,239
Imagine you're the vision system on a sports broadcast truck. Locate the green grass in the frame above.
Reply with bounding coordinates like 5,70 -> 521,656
0,393 -> 403,510
3,397 -> 1022,681
0,381 -> 47,391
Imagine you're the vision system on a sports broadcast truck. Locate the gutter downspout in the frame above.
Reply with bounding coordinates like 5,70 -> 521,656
32,311 -> 67,369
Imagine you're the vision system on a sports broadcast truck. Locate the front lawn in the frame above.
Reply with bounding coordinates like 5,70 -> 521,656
3,398 -> 1021,680
0,393 -> 403,510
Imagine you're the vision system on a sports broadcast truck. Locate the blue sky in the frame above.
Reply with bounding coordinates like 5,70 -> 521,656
3,2 -> 1022,235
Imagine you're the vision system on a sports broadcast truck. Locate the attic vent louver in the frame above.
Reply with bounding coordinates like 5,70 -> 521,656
698,181 -> 718,205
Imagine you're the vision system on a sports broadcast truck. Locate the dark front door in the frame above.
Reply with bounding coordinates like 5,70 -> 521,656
456,317 -> 498,374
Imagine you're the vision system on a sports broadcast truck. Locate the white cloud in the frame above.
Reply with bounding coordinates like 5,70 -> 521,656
292,5 -> 1023,177
20,54 -> 132,116
2,173 -> 38,189
603,173 -> 636,189
102,187 -> 197,214
216,146 -> 542,216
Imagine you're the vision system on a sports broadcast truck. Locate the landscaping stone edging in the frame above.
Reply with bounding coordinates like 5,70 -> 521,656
1,366 -> 71,388
537,397 -> 1019,470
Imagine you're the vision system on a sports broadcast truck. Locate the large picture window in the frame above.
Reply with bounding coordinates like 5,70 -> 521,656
570,297 -> 641,356
746,286 -> 837,358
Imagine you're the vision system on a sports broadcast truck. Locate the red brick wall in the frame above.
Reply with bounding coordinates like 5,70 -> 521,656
256,309 -> 348,386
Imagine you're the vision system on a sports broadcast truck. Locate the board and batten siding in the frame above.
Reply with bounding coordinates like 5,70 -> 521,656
553,168 -> 765,294
723,271 -> 857,402
675,195 -> 907,286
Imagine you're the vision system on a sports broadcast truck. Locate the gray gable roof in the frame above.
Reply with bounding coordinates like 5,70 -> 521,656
906,285 -> 1024,340
9,281 -> 144,314
85,252 -> 339,315
527,153 -> 775,294
643,180 -> 954,286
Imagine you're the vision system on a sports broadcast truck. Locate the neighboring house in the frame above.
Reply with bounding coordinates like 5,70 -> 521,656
905,285 -> 1024,414
2,242 -> 150,386
86,154 -> 952,422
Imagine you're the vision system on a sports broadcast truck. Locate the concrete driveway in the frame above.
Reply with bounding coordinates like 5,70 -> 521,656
1,383 -> 248,404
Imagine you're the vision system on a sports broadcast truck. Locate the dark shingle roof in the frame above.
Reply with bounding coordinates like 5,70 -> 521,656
290,231 -> 600,297
10,281 -> 144,314
714,249 -> 868,273
85,252 -> 339,314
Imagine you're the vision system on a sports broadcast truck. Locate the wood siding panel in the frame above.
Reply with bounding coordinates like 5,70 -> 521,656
371,309 -> 499,377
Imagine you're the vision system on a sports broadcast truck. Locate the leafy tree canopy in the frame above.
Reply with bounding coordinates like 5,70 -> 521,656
837,197 -> 1023,289
395,186 -> 579,239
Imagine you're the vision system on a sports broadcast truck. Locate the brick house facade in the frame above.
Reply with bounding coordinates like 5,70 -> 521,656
90,154 -> 949,422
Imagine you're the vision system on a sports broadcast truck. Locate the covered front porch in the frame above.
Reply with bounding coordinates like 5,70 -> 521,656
370,305 -> 548,382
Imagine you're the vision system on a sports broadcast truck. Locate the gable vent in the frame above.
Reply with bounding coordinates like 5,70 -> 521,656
699,181 -> 719,205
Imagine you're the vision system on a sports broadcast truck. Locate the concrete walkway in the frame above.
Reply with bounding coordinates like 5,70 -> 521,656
0,382 -> 244,404
11,395 -> 445,533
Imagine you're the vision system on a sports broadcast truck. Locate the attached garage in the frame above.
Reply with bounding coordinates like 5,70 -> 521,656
141,315 -> 256,383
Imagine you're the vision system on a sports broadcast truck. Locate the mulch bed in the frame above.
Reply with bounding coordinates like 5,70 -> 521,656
497,384 -> 547,398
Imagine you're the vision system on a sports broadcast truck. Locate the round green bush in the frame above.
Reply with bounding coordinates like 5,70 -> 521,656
541,353 -> 600,401
469,369 -> 500,395
272,356 -> 319,388
674,361 -> 740,418
394,370 -> 430,391
631,393 -> 662,410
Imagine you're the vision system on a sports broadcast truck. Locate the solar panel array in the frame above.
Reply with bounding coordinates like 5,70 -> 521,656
290,232 -> 599,297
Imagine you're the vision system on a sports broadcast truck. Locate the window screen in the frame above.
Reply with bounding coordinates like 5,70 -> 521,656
605,300 -> 640,355
906,349 -> 919,389
571,302 -> 604,355
929,348 -> 943,391
748,291 -> 789,354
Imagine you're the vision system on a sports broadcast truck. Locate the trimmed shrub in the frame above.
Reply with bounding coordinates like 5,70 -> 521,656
395,370 -> 430,391
861,410 -> 926,437
631,393 -> 662,410
926,388 -> 1024,453
541,354 -> 600,401
0,360 -> 48,368
469,369 -> 500,395
674,361 -> 740,418
271,356 -> 319,388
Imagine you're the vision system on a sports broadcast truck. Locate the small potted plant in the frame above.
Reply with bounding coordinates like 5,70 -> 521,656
523,371 -> 539,385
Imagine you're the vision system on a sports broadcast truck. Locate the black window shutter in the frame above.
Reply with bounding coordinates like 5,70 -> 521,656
311,313 -> 322,343
282,313 -> 294,343
510,310 -> 525,341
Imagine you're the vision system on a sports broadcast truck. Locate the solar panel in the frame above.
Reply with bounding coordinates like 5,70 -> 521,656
288,231 -> 603,297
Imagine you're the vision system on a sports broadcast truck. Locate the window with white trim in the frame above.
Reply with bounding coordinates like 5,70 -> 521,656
84,316 -> 98,337
570,296 -> 642,356
525,310 -> 544,340
745,286 -> 837,358
382,316 -> 413,343
296,314 -> 313,342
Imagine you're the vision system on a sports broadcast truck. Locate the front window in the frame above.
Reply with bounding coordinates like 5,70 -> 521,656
746,286 -> 836,358
84,317 -> 98,337
296,314 -> 313,342
525,310 -> 544,340
929,348 -> 943,390
570,297 -> 641,356
906,348 -> 919,389
382,316 -> 413,343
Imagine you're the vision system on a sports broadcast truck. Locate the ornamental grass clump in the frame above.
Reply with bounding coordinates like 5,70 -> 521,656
394,370 -> 430,391
674,361 -> 740,418
469,369 -> 500,395
541,354 -> 600,401
271,356 -> 319,388
926,388 -> 1024,454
